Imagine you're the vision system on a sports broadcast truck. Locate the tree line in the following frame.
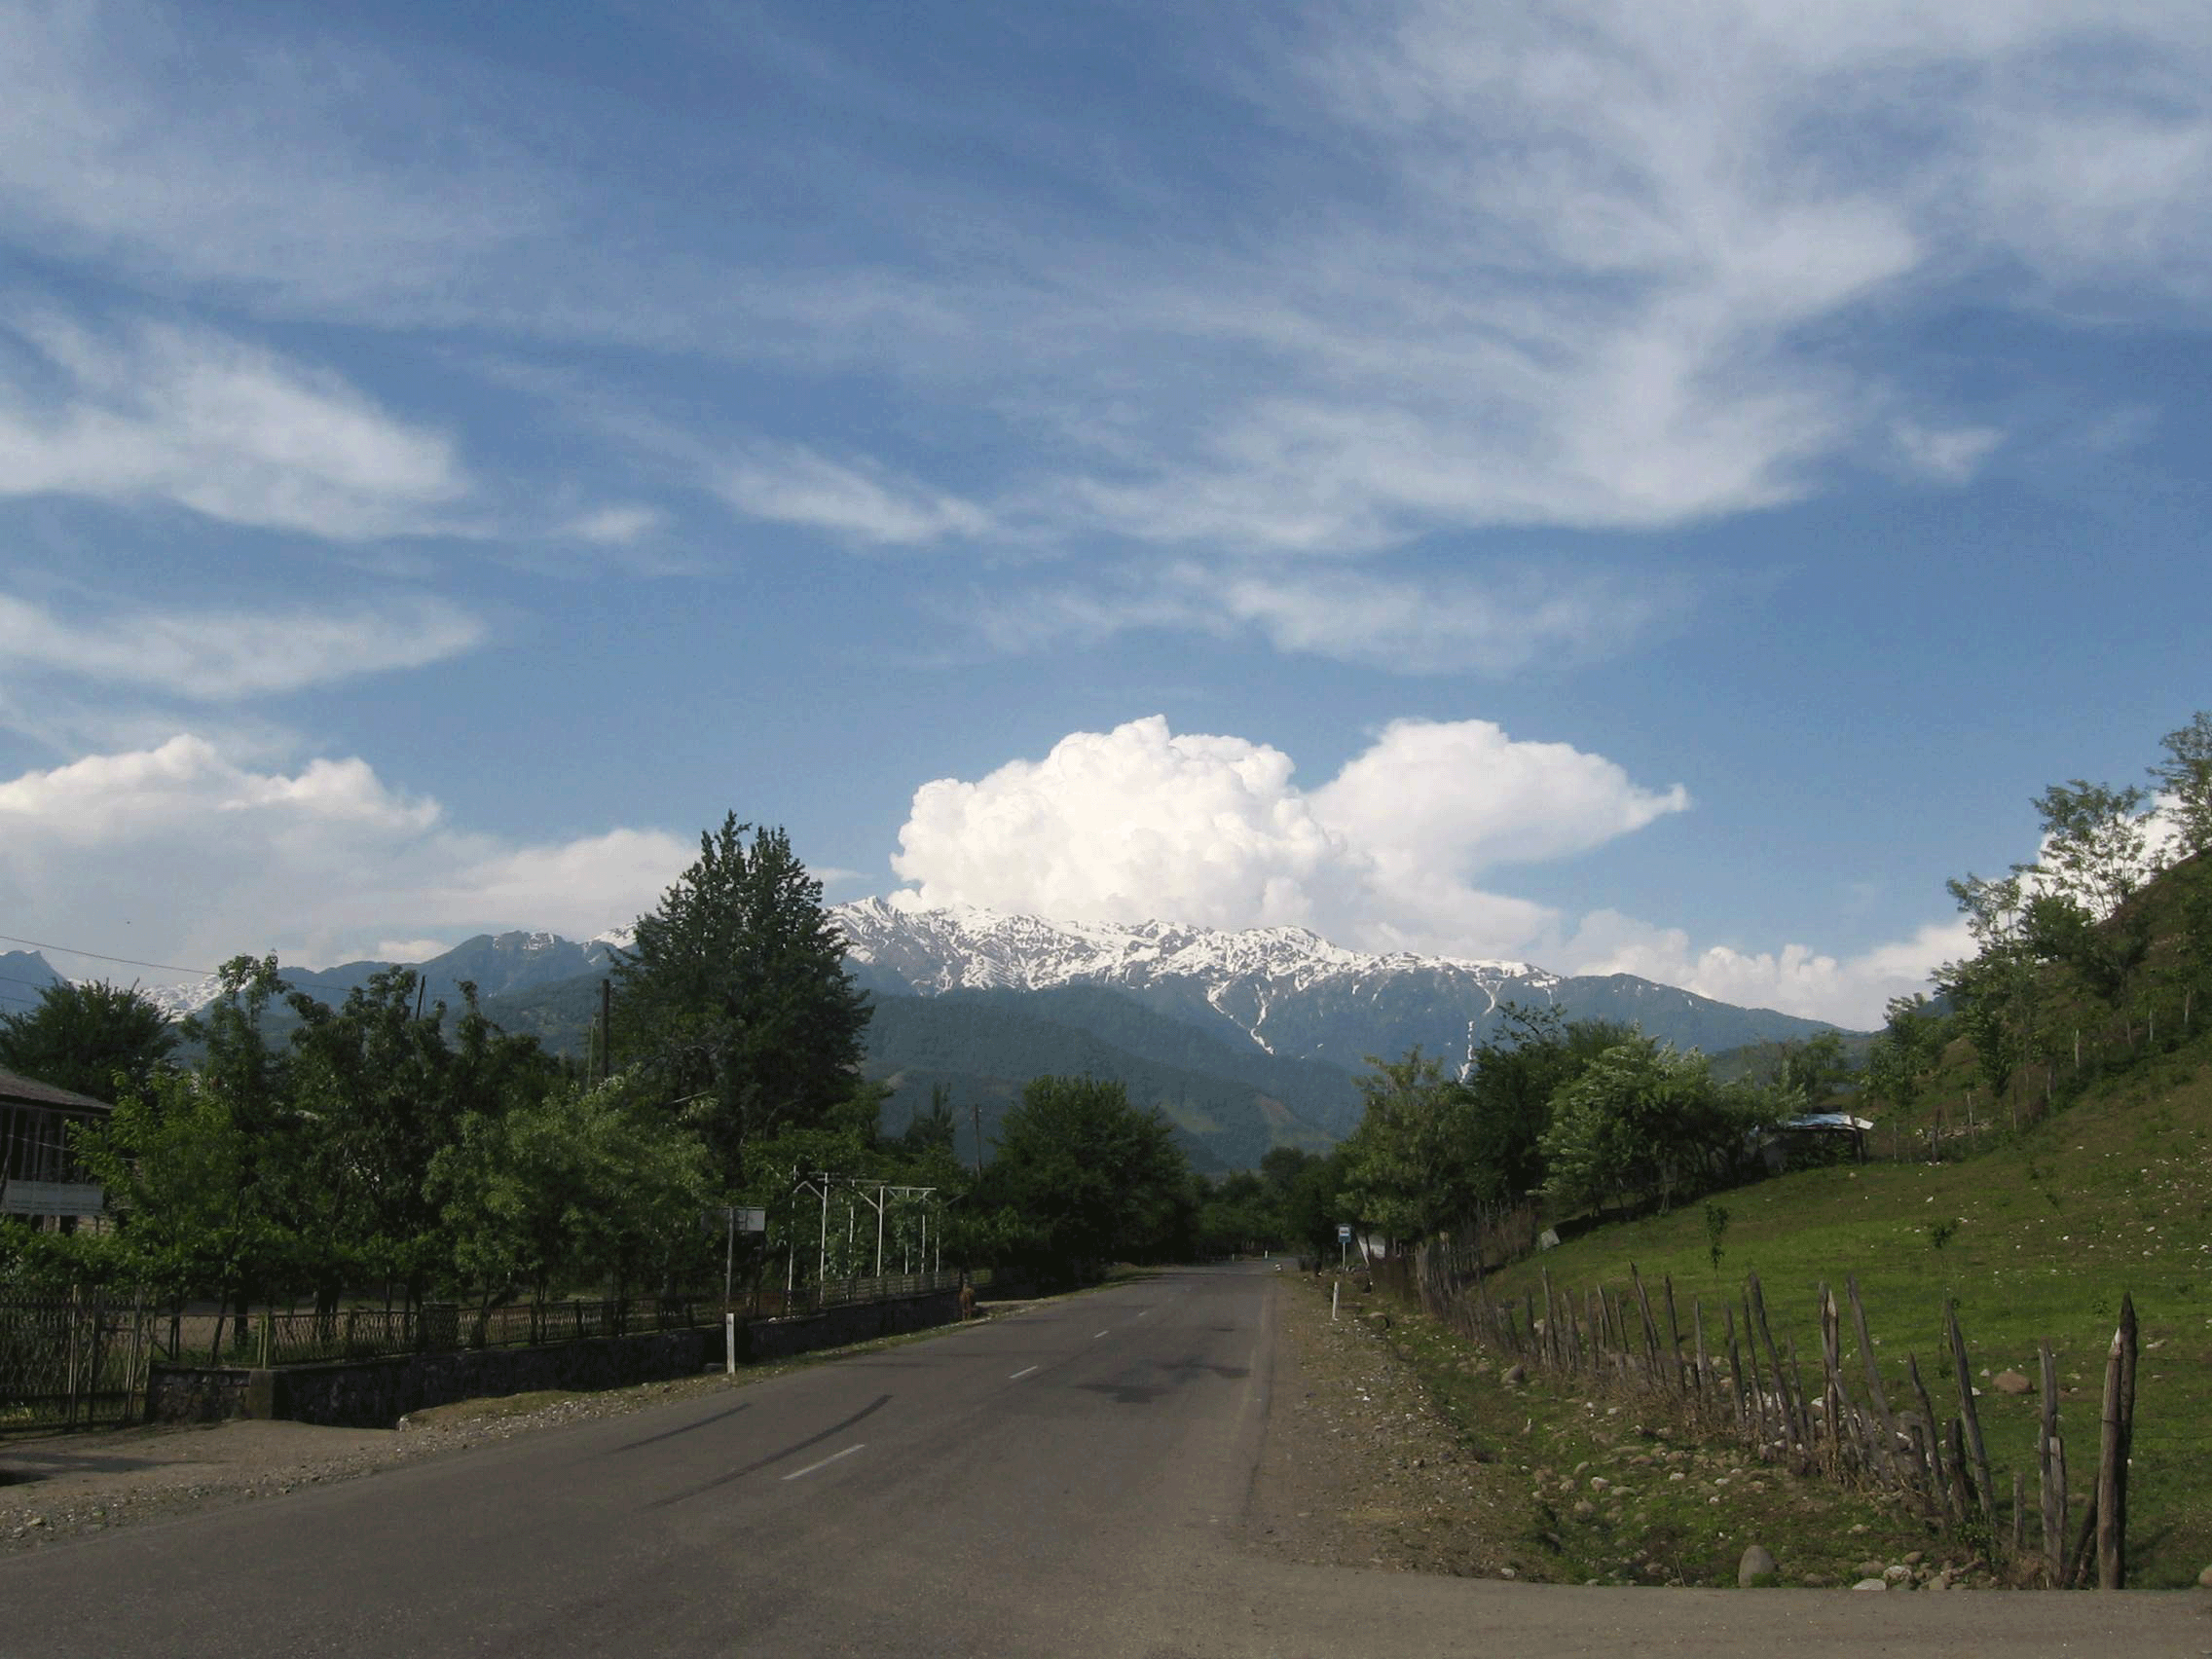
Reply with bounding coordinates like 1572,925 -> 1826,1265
1871,711 -> 2212,1128
0,816 -> 1215,1316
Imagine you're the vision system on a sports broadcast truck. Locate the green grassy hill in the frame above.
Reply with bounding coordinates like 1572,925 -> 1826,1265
1481,1021 -> 2212,1585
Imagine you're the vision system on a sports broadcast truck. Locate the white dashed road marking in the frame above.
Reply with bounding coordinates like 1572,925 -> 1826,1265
781,1444 -> 866,1482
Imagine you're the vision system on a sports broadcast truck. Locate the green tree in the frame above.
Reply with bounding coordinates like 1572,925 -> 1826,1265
2150,710 -> 2212,860
1862,993 -> 1945,1124
74,1068 -> 290,1357
1538,1036 -> 1757,1218
285,968 -> 562,1309
1336,1050 -> 1476,1244
898,1083 -> 960,1158
0,978 -> 176,1100
1766,1030 -> 1851,1115
611,817 -> 871,1182
2016,781 -> 2157,1030
977,1076 -> 1191,1280
1939,872 -> 2040,1106
1460,1006 -> 1632,1206
2025,779 -> 2155,918
427,1075 -> 714,1310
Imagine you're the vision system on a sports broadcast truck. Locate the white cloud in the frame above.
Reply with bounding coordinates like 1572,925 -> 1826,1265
710,441 -> 991,547
962,563 -> 1677,676
0,313 -> 469,537
890,714 -> 1684,954
0,0 -> 546,316
0,590 -> 483,699
887,714 -> 1971,1026
1893,421 -> 2004,484
563,504 -> 665,545
1558,909 -> 1972,1030
0,735 -> 693,974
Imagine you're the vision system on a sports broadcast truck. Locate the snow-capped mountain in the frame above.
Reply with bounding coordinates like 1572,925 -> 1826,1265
830,899 -> 1844,1068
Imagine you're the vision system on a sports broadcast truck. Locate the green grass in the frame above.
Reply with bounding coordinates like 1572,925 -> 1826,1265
1478,1053 -> 2212,1587
1366,1299 -> 1951,1587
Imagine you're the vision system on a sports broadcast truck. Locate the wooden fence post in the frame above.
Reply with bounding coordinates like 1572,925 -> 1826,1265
2039,1339 -> 2065,1584
1908,1354 -> 1954,1519
1661,1274 -> 1684,1395
2095,1295 -> 2138,1589
1845,1277 -> 1901,1485
1945,1300 -> 1996,1521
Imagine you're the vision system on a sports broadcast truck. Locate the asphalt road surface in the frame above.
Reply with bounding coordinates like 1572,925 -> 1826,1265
2,1265 -> 2205,1657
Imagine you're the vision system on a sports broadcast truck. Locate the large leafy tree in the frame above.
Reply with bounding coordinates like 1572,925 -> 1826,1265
1862,992 -> 1946,1123
428,1074 -> 715,1309
1337,1050 -> 1477,1243
2150,711 -> 2212,860
0,978 -> 175,1100
977,1076 -> 1191,1278
285,968 -> 562,1306
1460,1006 -> 1632,1207
611,817 -> 871,1182
1538,1036 -> 1758,1219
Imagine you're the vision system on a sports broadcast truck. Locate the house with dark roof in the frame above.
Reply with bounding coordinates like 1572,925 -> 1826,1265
0,1067 -> 112,1228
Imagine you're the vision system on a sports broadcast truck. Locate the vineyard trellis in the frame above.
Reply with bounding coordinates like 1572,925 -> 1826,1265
1391,1235 -> 2143,1588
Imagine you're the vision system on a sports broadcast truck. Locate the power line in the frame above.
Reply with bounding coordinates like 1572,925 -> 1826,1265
0,933 -> 214,977
0,932 -> 424,995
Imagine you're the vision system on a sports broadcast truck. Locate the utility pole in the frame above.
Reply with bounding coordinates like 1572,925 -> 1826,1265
972,1101 -> 984,1175
599,977 -> 612,1084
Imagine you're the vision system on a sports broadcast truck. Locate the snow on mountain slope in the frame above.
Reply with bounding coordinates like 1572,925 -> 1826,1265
830,898 -> 1563,1062
829,899 -> 1843,1069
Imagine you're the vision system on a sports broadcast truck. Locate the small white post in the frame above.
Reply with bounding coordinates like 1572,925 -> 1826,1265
1331,1280 -> 1340,1321
723,1312 -> 737,1376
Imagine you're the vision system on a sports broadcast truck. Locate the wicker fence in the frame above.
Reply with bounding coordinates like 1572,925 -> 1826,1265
1388,1241 -> 2143,1588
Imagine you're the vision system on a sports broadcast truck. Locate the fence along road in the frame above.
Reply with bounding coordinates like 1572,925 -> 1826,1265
2,1265 -> 2206,1658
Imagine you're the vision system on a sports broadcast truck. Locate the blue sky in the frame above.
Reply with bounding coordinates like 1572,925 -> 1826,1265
2,0 -> 2207,1026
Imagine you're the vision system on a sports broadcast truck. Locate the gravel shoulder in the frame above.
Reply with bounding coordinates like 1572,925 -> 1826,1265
1243,1271 -> 1525,1578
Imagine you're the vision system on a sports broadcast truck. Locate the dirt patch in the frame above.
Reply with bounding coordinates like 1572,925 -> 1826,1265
1244,1277 -> 1524,1579
1246,1274 -> 2010,1592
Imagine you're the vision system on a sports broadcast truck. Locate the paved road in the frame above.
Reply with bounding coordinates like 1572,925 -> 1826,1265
2,1265 -> 2205,1656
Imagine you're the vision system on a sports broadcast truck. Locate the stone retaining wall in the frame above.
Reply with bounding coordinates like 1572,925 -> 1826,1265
147,1289 -> 966,1429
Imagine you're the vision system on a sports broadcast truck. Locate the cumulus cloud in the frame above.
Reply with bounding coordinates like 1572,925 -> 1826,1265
888,715 -> 1967,1025
0,312 -> 469,537
0,735 -> 693,976
890,715 -> 1685,957
1558,909 -> 1972,1027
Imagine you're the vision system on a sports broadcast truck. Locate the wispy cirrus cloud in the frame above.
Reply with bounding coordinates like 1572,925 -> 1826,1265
709,441 -> 991,547
0,312 -> 471,537
0,0 -> 548,316
960,561 -> 1680,676
0,589 -> 484,701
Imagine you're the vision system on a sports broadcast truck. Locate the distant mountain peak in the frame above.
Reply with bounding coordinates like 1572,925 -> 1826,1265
830,898 -> 1838,1069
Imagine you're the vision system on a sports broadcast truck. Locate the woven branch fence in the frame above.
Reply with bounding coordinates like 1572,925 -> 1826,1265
1391,1239 -> 2141,1588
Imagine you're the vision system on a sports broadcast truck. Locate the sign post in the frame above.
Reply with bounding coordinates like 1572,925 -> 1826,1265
710,1205 -> 769,1375
1337,1222 -> 1351,1272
